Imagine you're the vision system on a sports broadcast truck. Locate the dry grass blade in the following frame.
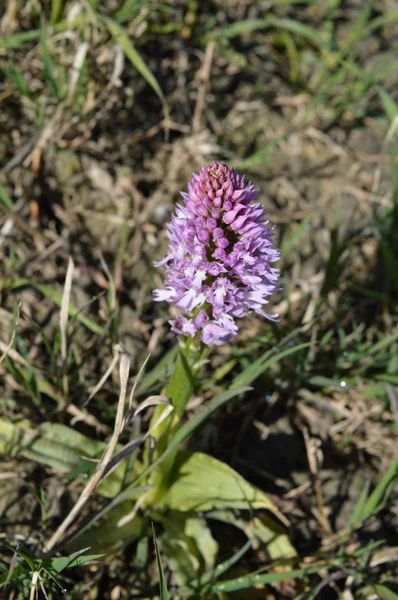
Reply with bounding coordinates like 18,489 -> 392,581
117,492 -> 149,528
147,404 -> 174,436
84,348 -> 120,407
67,41 -> 88,102
125,394 -> 174,438
192,41 -> 215,135
102,435 -> 146,479
0,301 -> 20,366
0,341 -> 28,367
98,252 -> 116,313
60,257 -> 74,399
60,257 -> 75,364
43,346 -> 131,553
386,384 -> 398,428
129,352 -> 151,410
101,16 -> 169,120
133,395 -> 172,417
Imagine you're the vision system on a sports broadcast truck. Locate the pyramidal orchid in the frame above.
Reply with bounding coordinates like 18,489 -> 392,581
154,162 -> 281,346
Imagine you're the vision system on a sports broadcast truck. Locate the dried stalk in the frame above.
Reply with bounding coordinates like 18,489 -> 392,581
43,347 -> 130,553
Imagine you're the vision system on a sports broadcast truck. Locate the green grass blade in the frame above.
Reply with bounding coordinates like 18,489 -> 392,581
348,481 -> 370,529
152,523 -> 170,600
208,16 -> 325,46
340,1 -> 372,53
0,278 -> 103,335
1,62 -> 31,97
377,85 -> 398,122
282,215 -> 313,258
50,0 -> 64,25
114,0 -> 141,23
0,30 -> 42,49
101,17 -> 168,116
50,549 -> 105,573
180,539 -> 252,595
377,86 -> 398,122
34,282 -> 103,335
232,342 -> 311,388
362,458 -> 398,520
137,345 -> 179,394
166,386 -> 251,454
0,183 -> 14,210
174,564 -> 321,597
40,20 -> 61,98
232,136 -> 283,168
267,16 -> 326,45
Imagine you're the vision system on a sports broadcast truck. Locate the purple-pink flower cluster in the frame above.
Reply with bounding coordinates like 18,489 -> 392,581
153,162 -> 280,345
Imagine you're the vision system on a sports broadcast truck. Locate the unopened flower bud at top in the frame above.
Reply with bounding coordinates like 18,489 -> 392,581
153,162 -> 281,345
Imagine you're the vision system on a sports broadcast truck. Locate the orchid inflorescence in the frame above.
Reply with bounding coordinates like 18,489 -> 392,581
154,162 -> 281,345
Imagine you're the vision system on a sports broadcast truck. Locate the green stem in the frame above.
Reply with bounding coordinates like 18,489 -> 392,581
166,346 -> 198,418
147,339 -> 206,450
144,340 -> 207,504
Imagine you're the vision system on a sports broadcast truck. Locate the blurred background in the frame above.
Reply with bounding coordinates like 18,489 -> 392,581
1,1 -> 398,598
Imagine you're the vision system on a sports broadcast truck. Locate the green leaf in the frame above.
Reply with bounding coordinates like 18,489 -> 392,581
0,418 -> 103,471
67,501 -> 143,554
132,386 -> 252,490
160,451 -> 282,513
50,548 -> 105,573
7,545 -> 36,572
153,523 -> 170,600
186,538 -> 252,591
101,17 -> 168,115
135,521 -> 149,574
0,418 -> 136,499
208,510 -> 295,562
160,519 -> 199,586
185,517 -> 218,571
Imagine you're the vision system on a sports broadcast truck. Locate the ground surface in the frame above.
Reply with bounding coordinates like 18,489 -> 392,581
0,1 -> 398,599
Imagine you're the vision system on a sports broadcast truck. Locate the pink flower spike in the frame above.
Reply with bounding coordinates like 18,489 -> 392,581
153,162 -> 281,345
